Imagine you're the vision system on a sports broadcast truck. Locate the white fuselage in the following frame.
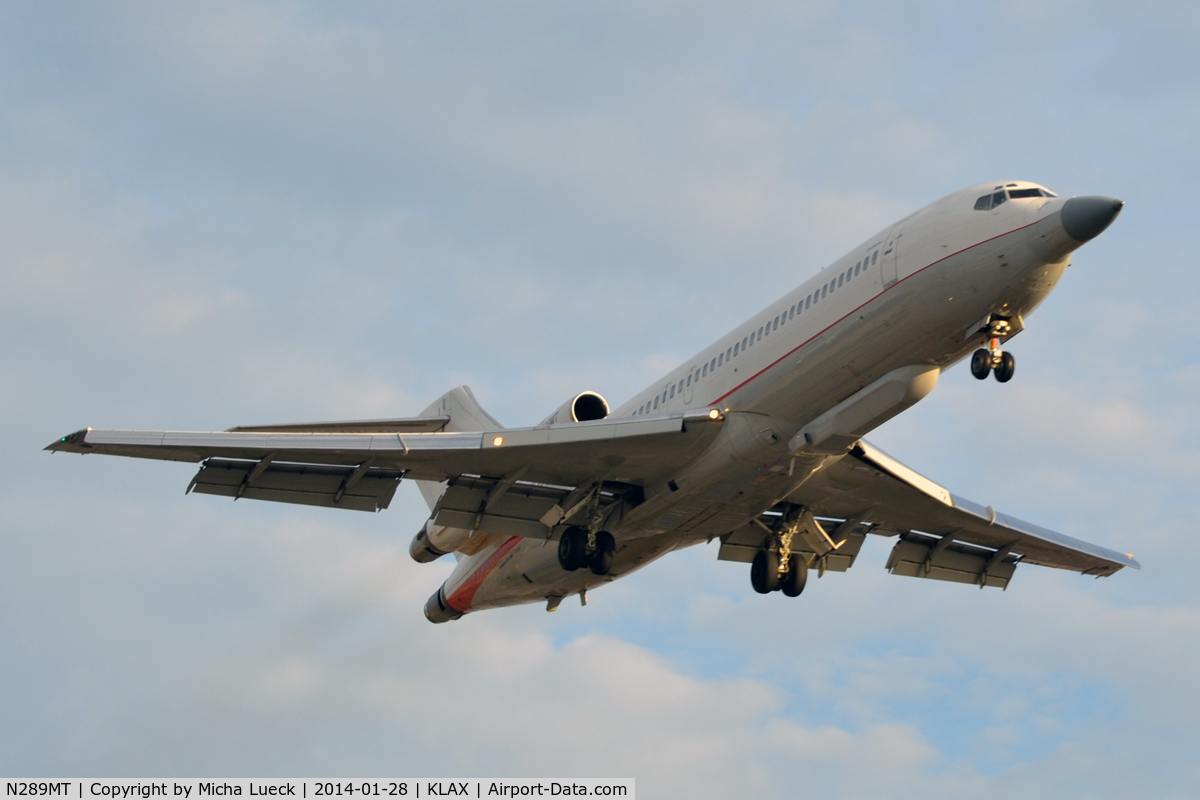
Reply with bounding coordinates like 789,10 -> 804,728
436,181 -> 1081,616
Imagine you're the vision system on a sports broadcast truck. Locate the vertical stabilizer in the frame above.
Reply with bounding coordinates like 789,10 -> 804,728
413,386 -> 504,511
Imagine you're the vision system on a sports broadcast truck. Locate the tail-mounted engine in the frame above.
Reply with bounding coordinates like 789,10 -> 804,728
536,391 -> 609,428
409,519 -> 473,563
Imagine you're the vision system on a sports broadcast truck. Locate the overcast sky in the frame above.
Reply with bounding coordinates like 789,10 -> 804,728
2,2 -> 1199,797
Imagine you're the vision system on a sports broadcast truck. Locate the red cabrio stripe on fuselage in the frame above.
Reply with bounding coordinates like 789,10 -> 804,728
445,536 -> 524,613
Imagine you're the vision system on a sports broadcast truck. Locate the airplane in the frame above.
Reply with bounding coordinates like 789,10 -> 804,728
47,181 -> 1138,623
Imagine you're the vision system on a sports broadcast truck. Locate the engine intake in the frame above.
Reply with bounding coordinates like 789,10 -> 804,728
537,391 -> 609,428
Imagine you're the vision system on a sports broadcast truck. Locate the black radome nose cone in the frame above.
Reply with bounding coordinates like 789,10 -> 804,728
1062,196 -> 1124,242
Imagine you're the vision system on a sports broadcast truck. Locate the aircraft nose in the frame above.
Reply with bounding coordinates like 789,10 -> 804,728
1061,195 -> 1124,242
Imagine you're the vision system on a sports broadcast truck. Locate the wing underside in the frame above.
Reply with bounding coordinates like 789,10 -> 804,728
46,409 -> 724,518
47,410 -> 1138,585
719,440 -> 1138,587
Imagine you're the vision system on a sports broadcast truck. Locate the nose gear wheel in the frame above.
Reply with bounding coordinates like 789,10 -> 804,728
971,319 -> 1016,382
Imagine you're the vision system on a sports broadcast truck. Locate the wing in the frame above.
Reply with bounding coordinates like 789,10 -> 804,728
719,439 -> 1138,587
45,408 -> 726,518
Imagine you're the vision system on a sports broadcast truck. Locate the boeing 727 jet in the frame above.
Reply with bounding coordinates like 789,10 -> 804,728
47,181 -> 1137,622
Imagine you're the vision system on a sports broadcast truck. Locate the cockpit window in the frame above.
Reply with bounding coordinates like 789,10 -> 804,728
975,186 -> 1057,209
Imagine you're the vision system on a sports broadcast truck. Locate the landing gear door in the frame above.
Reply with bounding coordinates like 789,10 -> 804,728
881,219 -> 908,288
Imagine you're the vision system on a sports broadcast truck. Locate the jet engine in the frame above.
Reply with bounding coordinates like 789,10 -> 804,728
409,519 -> 474,563
536,391 -> 610,428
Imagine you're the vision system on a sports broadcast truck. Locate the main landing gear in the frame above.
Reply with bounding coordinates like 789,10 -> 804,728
750,520 -> 809,597
971,319 -> 1016,383
558,526 -> 616,576
751,550 -> 808,596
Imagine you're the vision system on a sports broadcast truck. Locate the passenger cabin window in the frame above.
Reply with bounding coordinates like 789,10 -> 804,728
872,250 -> 878,264
653,397 -> 659,409
838,274 -> 844,287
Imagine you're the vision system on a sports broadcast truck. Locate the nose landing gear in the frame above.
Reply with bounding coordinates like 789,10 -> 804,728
970,319 -> 1016,383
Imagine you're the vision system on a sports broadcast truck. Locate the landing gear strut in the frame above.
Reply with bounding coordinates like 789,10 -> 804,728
557,526 -> 616,576
971,319 -> 1016,383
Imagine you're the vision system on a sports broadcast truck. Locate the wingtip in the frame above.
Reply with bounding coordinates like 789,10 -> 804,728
45,427 -> 91,452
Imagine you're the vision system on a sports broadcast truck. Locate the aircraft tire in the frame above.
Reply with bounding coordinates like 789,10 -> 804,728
588,531 -> 616,575
994,351 -> 1015,383
781,554 -> 808,597
557,527 -> 588,571
751,550 -> 780,594
970,348 -> 991,380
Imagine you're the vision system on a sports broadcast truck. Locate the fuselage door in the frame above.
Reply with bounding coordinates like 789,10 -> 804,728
881,219 -> 908,288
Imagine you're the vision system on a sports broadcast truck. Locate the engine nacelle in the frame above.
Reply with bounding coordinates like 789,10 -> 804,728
424,586 -> 463,623
537,391 -> 609,428
409,519 -> 474,563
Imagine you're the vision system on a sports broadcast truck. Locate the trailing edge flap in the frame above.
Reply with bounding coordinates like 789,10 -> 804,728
187,458 -> 402,512
781,439 -> 1139,579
